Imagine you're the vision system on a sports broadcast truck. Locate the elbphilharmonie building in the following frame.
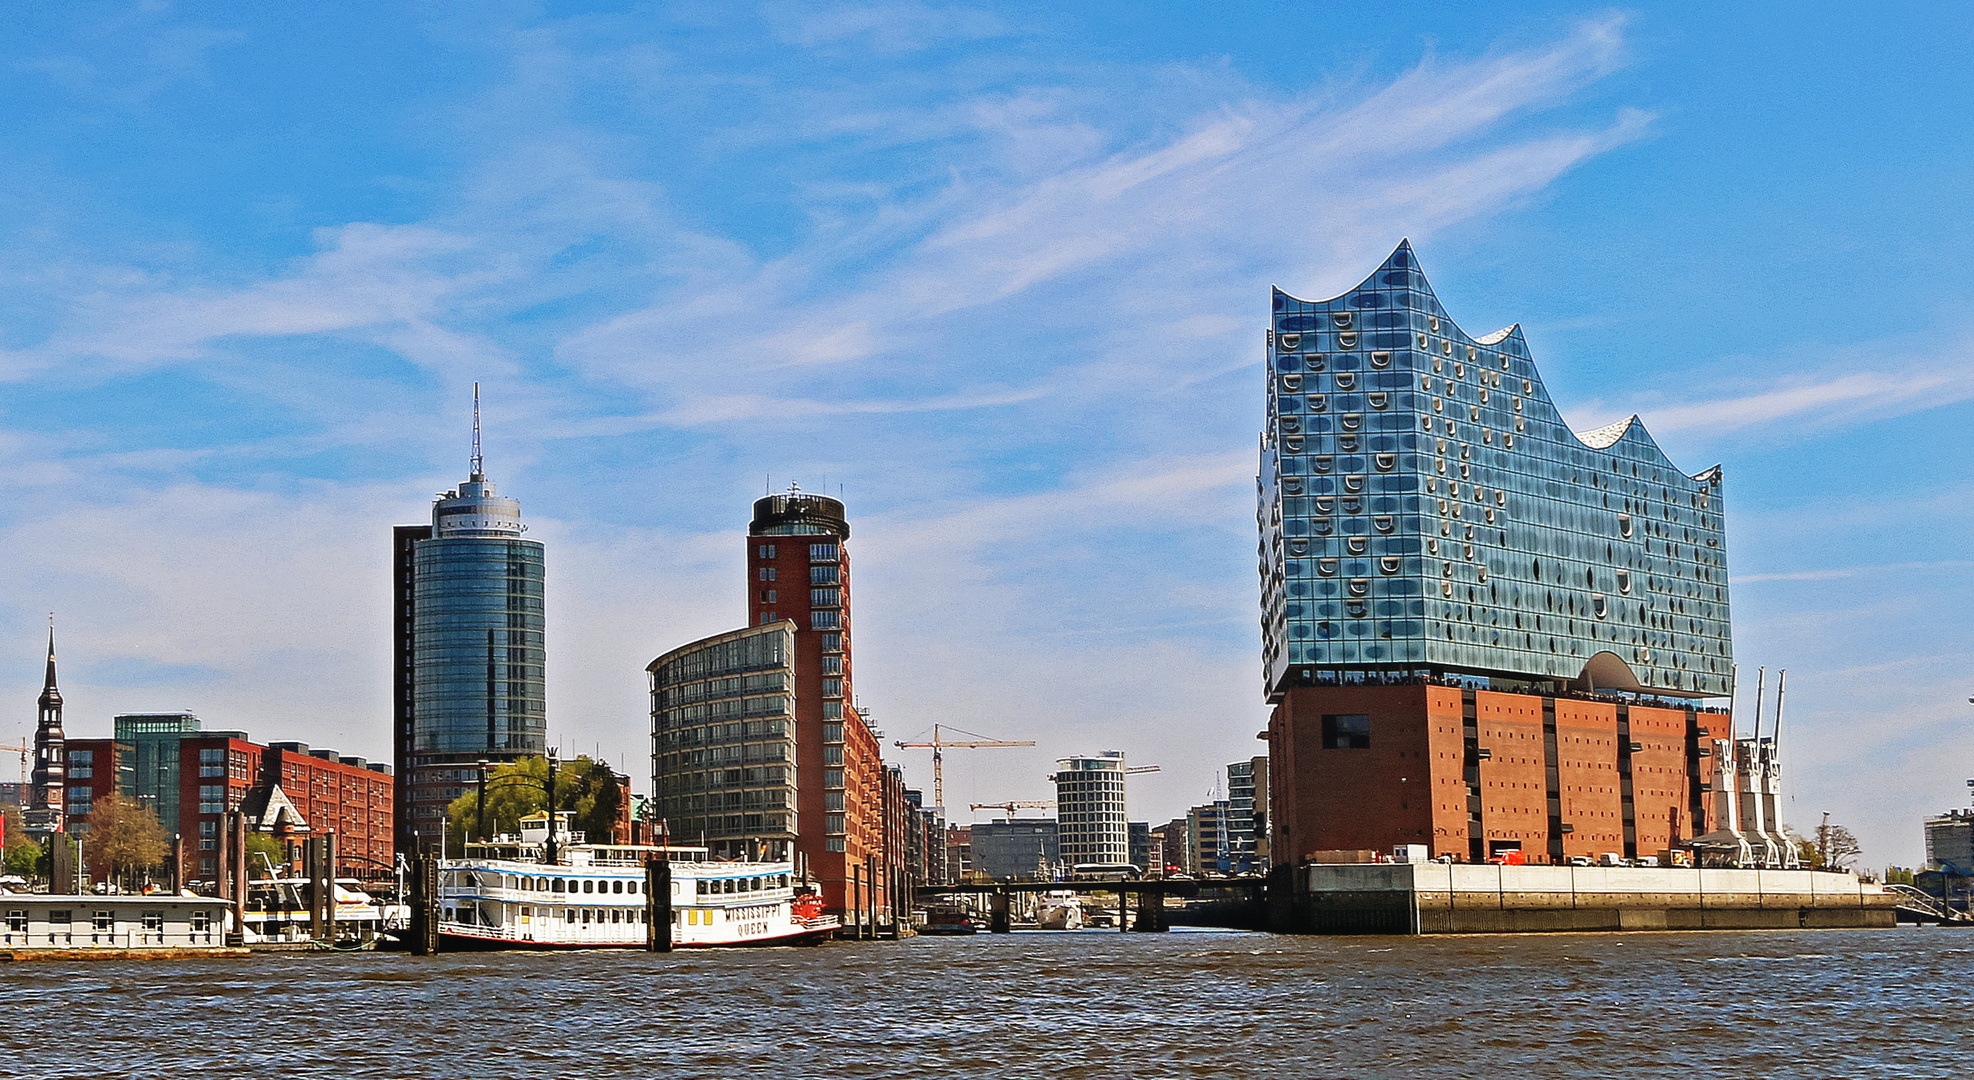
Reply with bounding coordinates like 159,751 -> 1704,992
1259,244 -> 1742,866
1258,241 -> 1732,700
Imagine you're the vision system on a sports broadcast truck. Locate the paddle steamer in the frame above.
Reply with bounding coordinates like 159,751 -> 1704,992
437,814 -> 839,948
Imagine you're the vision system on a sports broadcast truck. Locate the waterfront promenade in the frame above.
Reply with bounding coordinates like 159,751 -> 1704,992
1,927 -> 1962,1078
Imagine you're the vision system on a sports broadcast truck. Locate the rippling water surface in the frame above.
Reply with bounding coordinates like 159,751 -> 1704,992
3,927 -> 1968,1078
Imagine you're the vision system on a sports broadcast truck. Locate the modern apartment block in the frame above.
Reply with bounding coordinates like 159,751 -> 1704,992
262,743 -> 396,879
651,488 -> 892,919
648,622 -> 800,859
114,712 -> 207,837
1053,753 -> 1130,866
62,738 -> 134,879
1188,800 -> 1229,874
969,818 -> 1060,881
393,403 -> 546,853
1225,759 -> 1260,872
178,734 -> 265,882
1259,244 -> 1738,865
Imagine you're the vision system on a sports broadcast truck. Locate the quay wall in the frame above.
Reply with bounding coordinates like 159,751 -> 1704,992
1287,864 -> 1899,934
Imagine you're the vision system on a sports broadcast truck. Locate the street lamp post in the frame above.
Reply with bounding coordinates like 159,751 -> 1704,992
476,759 -> 491,843
545,750 -> 559,865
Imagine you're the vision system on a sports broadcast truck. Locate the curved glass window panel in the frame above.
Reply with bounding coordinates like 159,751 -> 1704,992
1331,311 -> 1353,329
1278,333 -> 1300,350
1338,332 -> 1358,348
1333,372 -> 1356,390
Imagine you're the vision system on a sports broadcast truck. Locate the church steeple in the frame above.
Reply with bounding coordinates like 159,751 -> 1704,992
39,624 -> 61,710
28,617 -> 67,829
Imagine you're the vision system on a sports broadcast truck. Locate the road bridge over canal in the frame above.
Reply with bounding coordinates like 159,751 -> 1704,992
913,877 -> 1268,932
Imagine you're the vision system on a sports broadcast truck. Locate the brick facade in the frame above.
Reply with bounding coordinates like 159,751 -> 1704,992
1266,682 -> 1731,865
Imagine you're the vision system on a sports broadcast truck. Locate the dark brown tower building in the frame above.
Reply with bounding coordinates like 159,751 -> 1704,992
746,488 -> 888,919
26,626 -> 66,834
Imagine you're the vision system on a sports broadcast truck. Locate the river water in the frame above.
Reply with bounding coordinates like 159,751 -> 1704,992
3,927 -> 1966,1078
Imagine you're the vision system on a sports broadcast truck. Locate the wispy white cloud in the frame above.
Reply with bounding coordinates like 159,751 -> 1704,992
1732,560 -> 1973,585
767,0 -> 1007,52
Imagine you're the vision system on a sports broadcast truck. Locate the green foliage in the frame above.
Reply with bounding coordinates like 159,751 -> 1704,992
86,792 -> 169,885
243,833 -> 286,877
1885,866 -> 1916,886
2,804 -> 42,879
445,755 -> 626,850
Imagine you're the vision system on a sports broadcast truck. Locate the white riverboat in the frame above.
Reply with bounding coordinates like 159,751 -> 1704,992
437,814 -> 839,949
242,872 -> 406,946
1036,890 -> 1085,931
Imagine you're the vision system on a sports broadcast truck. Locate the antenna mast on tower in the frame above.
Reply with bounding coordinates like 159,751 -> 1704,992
470,382 -> 484,480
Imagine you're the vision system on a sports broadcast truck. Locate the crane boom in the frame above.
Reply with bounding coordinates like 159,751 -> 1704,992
968,800 -> 1054,820
892,724 -> 1036,814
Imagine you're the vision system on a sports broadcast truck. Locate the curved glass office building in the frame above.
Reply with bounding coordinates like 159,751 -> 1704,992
394,440 -> 545,849
1259,242 -> 1732,698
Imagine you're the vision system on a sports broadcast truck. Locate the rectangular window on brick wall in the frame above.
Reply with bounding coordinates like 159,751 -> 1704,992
811,611 -> 840,630
1322,714 -> 1371,749
809,544 -> 838,562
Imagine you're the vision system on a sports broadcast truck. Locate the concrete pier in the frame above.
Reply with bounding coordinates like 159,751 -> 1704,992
1288,863 -> 1899,934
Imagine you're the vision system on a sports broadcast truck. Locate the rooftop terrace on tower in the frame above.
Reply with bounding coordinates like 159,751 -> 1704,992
1258,242 -> 1732,700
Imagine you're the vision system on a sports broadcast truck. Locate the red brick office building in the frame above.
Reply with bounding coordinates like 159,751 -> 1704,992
746,489 -> 891,921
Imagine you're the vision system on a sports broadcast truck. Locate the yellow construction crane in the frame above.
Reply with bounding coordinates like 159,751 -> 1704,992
894,724 -> 1034,815
0,741 -> 29,793
968,800 -> 1054,820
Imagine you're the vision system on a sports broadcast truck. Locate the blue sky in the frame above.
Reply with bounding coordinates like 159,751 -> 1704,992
0,2 -> 1967,866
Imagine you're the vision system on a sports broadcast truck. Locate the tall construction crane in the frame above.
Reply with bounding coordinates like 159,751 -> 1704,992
894,724 -> 1034,814
0,741 -> 28,793
969,800 -> 1054,820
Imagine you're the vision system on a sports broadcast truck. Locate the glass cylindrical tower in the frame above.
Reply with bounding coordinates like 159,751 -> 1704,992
412,472 -> 546,756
